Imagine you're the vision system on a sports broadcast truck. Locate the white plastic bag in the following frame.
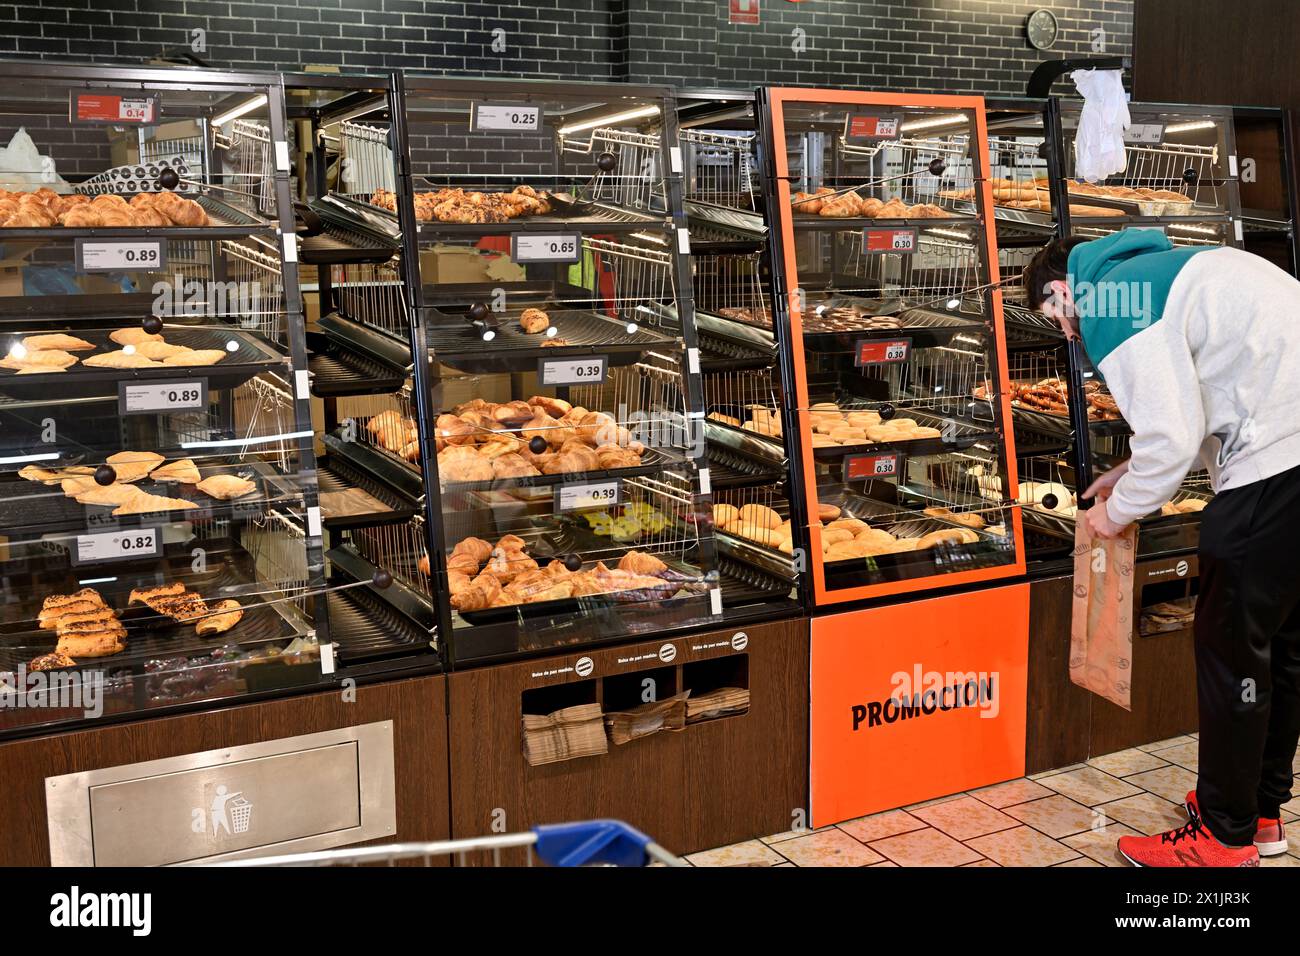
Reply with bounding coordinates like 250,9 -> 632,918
1070,69 -> 1130,183
0,127 -> 71,192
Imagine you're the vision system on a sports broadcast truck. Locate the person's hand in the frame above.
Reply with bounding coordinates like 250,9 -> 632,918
1085,503 -> 1128,540
1083,459 -> 1130,502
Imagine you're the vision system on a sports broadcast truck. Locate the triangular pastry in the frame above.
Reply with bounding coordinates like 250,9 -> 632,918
83,350 -> 163,369
195,474 -> 256,500
109,327 -> 164,346
22,334 -> 94,351
111,492 -> 199,516
163,349 -> 226,367
150,458 -> 201,483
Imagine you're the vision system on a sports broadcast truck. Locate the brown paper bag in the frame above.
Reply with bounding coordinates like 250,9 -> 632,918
1069,509 -> 1138,710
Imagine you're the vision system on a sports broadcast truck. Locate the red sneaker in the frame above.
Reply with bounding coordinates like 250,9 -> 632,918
1117,817 -> 1259,867
1185,790 -> 1289,856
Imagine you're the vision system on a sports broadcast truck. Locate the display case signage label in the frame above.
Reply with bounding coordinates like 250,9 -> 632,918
728,0 -> 760,25
847,115 -> 901,140
76,238 -> 168,272
538,354 -> 608,386
512,232 -> 582,264
555,479 -> 621,512
854,337 -> 911,366
862,227 -> 917,254
843,451 -> 902,481
73,527 -> 160,565
70,91 -> 160,125
1122,123 -> 1165,145
471,102 -> 543,132
118,378 -> 208,416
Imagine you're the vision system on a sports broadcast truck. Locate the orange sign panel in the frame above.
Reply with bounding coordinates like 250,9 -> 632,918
809,584 -> 1030,827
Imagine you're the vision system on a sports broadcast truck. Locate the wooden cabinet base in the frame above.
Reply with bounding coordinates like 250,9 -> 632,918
0,675 -> 449,867
447,617 -> 809,863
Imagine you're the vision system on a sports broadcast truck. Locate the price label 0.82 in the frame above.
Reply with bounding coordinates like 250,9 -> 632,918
855,337 -> 911,367
76,238 -> 168,272
512,232 -> 582,264
844,452 -> 903,482
862,227 -> 918,254
73,527 -> 160,565
555,480 -> 621,513
471,102 -> 543,132
538,354 -> 608,386
119,379 -> 208,416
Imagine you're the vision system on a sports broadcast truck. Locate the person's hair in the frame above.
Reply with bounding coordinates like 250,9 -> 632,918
1022,236 -> 1089,311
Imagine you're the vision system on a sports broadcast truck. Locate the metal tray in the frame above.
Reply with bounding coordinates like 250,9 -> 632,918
801,300 -> 985,350
307,330 -> 407,397
299,196 -> 400,265
811,407 -> 997,462
317,452 -> 420,531
0,194 -> 272,241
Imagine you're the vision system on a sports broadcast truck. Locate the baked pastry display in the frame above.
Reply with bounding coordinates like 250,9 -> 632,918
196,599 -> 244,635
975,377 -> 1123,422
28,651 -> 77,672
1,348 -> 79,373
519,307 -> 551,334
804,402 -> 941,448
793,187 -> 952,220
195,474 -> 257,500
163,348 -> 227,367
150,458 -> 202,484
110,327 -> 164,347
83,350 -> 163,369
0,189 -> 210,228
370,185 -> 552,224
22,333 -> 94,352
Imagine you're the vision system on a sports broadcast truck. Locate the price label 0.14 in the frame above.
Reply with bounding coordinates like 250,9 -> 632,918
73,527 -> 160,565
846,115 -> 901,140
538,355 -> 608,386
76,238 -> 168,273
855,337 -> 911,367
555,480 -> 621,513
512,232 -> 581,264
862,227 -> 918,254
843,452 -> 903,482
471,102 -> 543,132
119,379 -> 208,416
69,90 -> 161,125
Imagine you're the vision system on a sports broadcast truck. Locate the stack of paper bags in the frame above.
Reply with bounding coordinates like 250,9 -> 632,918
686,687 -> 750,723
522,703 -> 608,767
604,692 -> 690,746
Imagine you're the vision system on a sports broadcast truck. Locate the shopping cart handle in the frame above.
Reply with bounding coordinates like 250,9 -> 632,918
532,820 -> 654,867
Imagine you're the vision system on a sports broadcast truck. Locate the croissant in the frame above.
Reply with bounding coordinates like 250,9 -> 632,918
435,413 -> 477,446
595,444 -> 641,469
618,551 -> 668,575
440,454 -> 492,482
492,453 -> 540,478
99,209 -> 136,228
577,411 -> 616,444
451,583 -> 494,611
476,441 -> 517,461
492,400 -> 534,426
496,534 -> 527,551
486,549 -> 537,583
448,571 -> 472,594
161,197 -> 209,227
91,193 -> 129,209
446,551 -> 480,576
469,571 -> 502,605
7,208 -> 54,227
452,536 -> 494,564
528,395 -> 571,418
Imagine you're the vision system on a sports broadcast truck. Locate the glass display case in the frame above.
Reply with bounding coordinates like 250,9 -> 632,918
0,65 -> 327,736
755,88 -> 1026,606
380,76 -> 721,665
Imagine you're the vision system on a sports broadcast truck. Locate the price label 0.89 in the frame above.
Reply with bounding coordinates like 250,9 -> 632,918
862,227 -> 918,254
119,379 -> 208,416
538,354 -> 608,386
512,232 -> 582,264
76,238 -> 168,272
844,452 -> 903,482
555,480 -> 621,513
854,337 -> 911,367
73,527 -> 160,565
471,102 -> 543,132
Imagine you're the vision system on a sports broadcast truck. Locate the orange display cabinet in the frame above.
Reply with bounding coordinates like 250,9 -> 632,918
754,89 -> 1025,607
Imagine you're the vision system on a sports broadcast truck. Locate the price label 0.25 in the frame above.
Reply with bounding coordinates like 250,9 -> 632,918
843,452 -> 903,482
862,227 -> 918,254
471,102 -> 543,132
73,527 -> 160,565
512,232 -> 582,264
555,480 -> 621,513
854,337 -> 911,367
76,238 -> 168,272
538,354 -> 608,386
119,379 -> 208,416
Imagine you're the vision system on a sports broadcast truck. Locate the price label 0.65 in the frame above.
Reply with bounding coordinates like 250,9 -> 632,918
119,379 -> 207,416
844,452 -> 903,482
555,480 -> 621,513
471,102 -> 543,132
512,232 -> 582,264
863,227 -> 918,254
855,337 -> 911,367
73,527 -> 160,565
538,355 -> 608,386
76,238 -> 168,272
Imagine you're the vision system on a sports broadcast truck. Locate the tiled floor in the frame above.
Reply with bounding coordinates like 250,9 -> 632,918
686,733 -> 1300,868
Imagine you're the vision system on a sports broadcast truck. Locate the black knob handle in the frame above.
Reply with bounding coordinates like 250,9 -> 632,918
563,553 -> 584,572
529,435 -> 548,455
1182,167 -> 1198,186
94,464 -> 117,486
142,315 -> 164,336
927,158 -> 947,177
157,167 -> 180,191
371,569 -> 393,590
467,302 -> 489,322
879,404 -> 896,421
1041,493 -> 1059,511
596,151 -> 618,173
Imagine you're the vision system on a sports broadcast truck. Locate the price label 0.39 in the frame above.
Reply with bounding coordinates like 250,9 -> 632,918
513,233 -> 582,264
76,238 -> 168,272
538,355 -> 607,386
471,102 -> 543,132
73,527 -> 160,565
555,480 -> 621,513
119,379 -> 208,416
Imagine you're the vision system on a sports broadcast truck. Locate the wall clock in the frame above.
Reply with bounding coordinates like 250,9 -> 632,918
1026,8 -> 1059,51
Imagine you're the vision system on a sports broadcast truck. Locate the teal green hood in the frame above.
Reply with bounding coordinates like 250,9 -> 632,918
1067,228 -> 1208,366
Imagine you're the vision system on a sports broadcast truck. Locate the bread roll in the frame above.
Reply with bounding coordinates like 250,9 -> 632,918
713,503 -> 740,528
738,503 -> 782,529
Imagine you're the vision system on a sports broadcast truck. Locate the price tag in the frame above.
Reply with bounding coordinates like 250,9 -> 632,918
76,238 -> 168,271
855,337 -> 911,366
69,90 -> 160,125
843,452 -> 903,481
846,115 -> 901,140
863,227 -> 918,253
1123,123 -> 1165,145
538,355 -> 607,386
73,527 -> 160,565
119,379 -> 207,415
471,102 -> 543,132
555,480 -> 621,512
512,233 -> 582,264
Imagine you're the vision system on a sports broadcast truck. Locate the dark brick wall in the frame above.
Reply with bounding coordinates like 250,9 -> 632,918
0,0 -> 1131,95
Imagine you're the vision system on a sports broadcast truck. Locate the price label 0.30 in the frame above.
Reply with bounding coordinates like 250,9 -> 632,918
513,232 -> 582,264
73,527 -> 160,565
538,355 -> 607,386
555,480 -> 621,513
471,102 -> 543,132
854,337 -> 911,367
862,227 -> 918,254
844,452 -> 904,482
119,379 -> 208,416
76,238 -> 168,272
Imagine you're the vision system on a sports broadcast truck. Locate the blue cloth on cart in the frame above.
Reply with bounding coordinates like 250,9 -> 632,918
532,820 -> 653,867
